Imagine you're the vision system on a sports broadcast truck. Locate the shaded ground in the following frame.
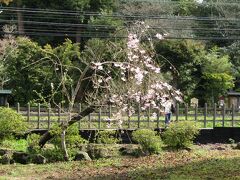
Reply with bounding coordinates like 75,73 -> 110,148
0,144 -> 240,180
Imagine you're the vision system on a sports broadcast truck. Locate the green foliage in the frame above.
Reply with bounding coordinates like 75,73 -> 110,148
200,48 -> 234,103
40,148 -> 64,163
49,124 -> 87,160
202,48 -> 232,74
155,40 -> 205,101
27,132 -> 78,162
0,107 -> 28,140
27,133 -> 41,153
50,124 -> 87,149
8,0 -> 118,45
162,121 -> 199,149
223,41 -> 240,91
0,138 -> 28,152
95,130 -> 120,144
5,37 -> 53,103
5,37 -> 84,104
132,129 -> 162,154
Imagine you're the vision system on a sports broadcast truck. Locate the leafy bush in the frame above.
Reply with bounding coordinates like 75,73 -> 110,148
48,124 -> 88,160
132,129 -> 162,154
0,138 -> 28,152
162,121 -> 199,149
41,148 -> 64,163
95,130 -> 120,144
0,107 -> 28,140
49,124 -> 87,149
27,133 -> 41,153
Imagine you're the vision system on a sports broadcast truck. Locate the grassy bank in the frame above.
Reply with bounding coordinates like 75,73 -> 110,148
0,144 -> 240,179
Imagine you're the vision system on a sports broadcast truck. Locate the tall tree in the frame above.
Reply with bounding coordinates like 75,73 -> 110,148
3,0 -> 119,46
155,39 -> 205,101
195,47 -> 234,104
223,41 -> 240,91
33,23 -> 182,159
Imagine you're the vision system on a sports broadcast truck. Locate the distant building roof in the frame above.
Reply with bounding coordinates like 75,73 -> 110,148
227,91 -> 240,96
0,90 -> 12,95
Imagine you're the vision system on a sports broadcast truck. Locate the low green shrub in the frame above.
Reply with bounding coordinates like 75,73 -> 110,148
40,148 -> 64,163
0,107 -> 28,140
95,130 -> 120,144
49,124 -> 87,149
27,133 -> 41,153
0,138 -> 28,152
48,124 -> 88,160
162,121 -> 199,149
132,129 -> 162,155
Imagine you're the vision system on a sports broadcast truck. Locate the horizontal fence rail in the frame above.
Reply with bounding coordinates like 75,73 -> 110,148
4,103 -> 240,130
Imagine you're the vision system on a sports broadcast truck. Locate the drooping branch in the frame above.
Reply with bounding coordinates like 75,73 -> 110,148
39,106 -> 95,148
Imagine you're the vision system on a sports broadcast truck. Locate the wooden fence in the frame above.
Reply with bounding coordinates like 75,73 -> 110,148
4,103 -> 240,130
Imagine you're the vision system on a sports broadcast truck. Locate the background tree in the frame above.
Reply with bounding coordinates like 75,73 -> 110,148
5,37 -> 50,103
1,0 -> 120,46
195,47 -> 234,104
155,39 -> 205,101
222,41 -> 240,92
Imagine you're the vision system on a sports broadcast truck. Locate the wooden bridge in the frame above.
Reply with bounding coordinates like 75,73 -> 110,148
3,103 -> 240,130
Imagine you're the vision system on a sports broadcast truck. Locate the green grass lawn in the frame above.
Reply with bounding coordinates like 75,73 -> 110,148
0,144 -> 240,179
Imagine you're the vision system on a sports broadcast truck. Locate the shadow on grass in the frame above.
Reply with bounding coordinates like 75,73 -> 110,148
90,157 -> 240,180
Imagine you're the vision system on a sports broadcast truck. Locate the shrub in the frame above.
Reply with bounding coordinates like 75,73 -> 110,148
41,148 -> 64,163
162,121 -> 199,149
0,138 -> 28,152
48,124 -> 88,160
95,130 -> 120,144
0,107 -> 28,140
27,133 -> 41,153
49,124 -> 87,149
132,129 -> 162,155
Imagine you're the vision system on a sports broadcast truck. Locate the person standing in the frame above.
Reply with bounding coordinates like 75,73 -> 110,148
163,97 -> 173,126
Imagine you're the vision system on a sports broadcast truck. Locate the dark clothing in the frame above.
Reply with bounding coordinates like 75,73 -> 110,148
165,113 -> 171,125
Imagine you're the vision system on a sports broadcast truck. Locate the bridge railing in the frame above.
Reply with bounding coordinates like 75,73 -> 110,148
3,103 -> 240,130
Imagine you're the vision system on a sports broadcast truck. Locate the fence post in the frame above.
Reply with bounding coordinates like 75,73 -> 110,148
204,103 -> 207,128
128,103 -> 131,129
231,104 -> 234,127
6,102 -> 9,108
47,103 -> 51,130
147,106 -> 150,128
213,103 -> 216,127
88,112 -> 91,129
222,104 -> 225,127
194,104 -> 198,122
27,103 -> 30,122
185,104 -> 188,120
157,110 -> 160,129
78,103 -> 81,129
108,104 -> 112,119
98,107 -> 101,129
137,103 -> 141,128
176,103 -> 179,122
37,103 -> 40,129
58,103 -> 61,124
17,102 -> 20,113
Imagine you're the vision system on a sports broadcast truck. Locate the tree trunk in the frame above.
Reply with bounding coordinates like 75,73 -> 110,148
39,106 -> 95,148
61,129 -> 69,161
